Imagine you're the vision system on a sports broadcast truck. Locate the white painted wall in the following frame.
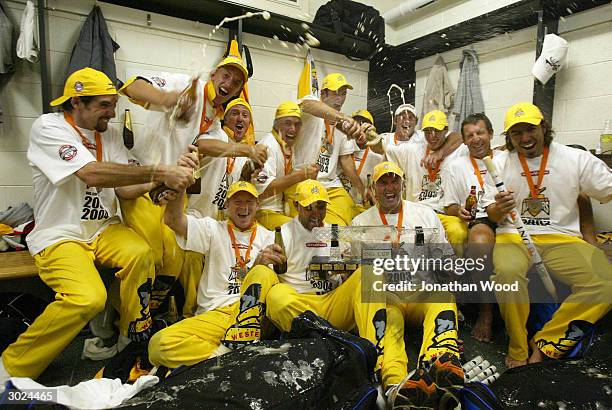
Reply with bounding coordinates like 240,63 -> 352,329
0,0 -> 369,212
413,3 -> 612,229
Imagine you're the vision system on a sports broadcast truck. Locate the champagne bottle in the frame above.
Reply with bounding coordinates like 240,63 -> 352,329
465,185 -> 478,219
273,227 -> 287,274
123,109 -> 134,149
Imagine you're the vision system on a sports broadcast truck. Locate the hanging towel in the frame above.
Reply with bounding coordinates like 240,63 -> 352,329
421,55 -> 454,119
66,5 -> 120,85
16,0 -> 38,63
0,1 -> 14,73
451,49 -> 485,132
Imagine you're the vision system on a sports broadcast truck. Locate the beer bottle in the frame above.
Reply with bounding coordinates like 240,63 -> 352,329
273,227 -> 287,274
186,148 -> 202,195
167,295 -> 179,323
366,173 -> 375,206
465,185 -> 478,219
123,109 -> 134,149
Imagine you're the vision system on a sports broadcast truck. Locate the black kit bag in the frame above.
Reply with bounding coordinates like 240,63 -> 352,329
313,0 -> 385,61
121,311 -> 378,409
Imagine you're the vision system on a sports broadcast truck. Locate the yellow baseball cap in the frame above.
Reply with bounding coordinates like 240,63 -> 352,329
227,181 -> 259,199
275,101 -> 301,120
372,161 -> 404,183
504,102 -> 544,132
224,98 -> 253,118
50,68 -> 117,107
322,73 -> 353,92
352,109 -> 374,124
295,179 -> 331,207
217,55 -> 249,83
422,110 -> 448,130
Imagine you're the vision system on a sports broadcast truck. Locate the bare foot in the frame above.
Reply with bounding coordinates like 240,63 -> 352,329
505,355 -> 527,369
528,340 -> 546,364
471,304 -> 493,342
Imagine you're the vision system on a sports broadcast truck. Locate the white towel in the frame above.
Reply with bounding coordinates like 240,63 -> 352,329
16,0 -> 38,63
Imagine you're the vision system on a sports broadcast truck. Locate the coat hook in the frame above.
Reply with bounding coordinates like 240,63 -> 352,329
146,13 -> 152,26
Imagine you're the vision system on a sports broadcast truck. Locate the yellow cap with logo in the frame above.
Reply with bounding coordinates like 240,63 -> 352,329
372,161 -> 404,183
352,109 -> 374,124
217,55 -> 249,83
50,68 -> 117,107
504,102 -> 544,132
275,101 -> 301,120
295,179 -> 331,207
322,73 -> 353,92
227,181 -> 259,199
422,110 -> 448,131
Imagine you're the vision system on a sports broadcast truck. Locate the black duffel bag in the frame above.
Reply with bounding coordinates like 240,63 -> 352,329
313,0 -> 385,61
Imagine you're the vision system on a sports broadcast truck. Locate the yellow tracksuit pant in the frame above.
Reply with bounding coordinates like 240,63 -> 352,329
493,233 -> 612,361
1,224 -> 154,379
256,209 -> 293,231
178,251 -> 204,318
119,195 -> 185,311
148,265 -> 279,368
437,214 -> 468,257
384,292 -> 461,386
265,268 -> 394,386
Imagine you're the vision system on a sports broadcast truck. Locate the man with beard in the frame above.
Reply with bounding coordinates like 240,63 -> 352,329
265,179 -> 390,388
352,162 -> 463,409
148,181 -> 284,367
254,101 -> 319,230
0,68 -> 194,385
442,113 -> 497,342
290,73 -> 371,225
483,102 -> 612,368
386,110 -> 469,254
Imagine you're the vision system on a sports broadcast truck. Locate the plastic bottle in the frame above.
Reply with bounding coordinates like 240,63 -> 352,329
600,120 -> 612,154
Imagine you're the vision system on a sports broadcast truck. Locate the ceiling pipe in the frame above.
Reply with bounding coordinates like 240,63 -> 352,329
382,0 -> 437,26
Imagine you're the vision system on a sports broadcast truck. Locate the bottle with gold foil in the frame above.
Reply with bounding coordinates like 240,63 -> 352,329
123,109 -> 134,149
273,227 -> 287,274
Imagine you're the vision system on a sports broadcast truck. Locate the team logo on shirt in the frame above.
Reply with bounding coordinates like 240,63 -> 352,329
59,144 -> 78,161
150,76 -> 166,88
74,81 -> 84,92
418,174 -> 442,200
520,187 -> 551,226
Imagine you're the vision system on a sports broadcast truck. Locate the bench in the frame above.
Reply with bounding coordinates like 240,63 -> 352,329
0,251 -> 52,301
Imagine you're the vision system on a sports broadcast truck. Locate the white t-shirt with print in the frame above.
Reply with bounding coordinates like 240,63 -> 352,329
294,95 -> 356,189
187,126 -> 248,219
254,132 -> 288,213
177,217 -> 274,313
338,143 -> 383,203
280,217 -> 337,294
481,142 -> 612,237
386,140 -> 468,212
129,72 -> 220,167
442,153 -> 493,219
26,113 -> 127,255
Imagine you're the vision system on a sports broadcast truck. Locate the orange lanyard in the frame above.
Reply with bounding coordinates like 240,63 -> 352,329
424,148 -> 441,182
199,82 -> 224,135
518,147 -> 549,198
354,147 -> 370,177
469,153 -> 493,190
272,130 -> 293,174
378,202 -> 403,242
227,224 -> 257,268
64,112 -> 102,161
324,120 -> 334,146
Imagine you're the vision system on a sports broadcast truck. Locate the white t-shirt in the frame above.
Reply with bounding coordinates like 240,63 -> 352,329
386,140 -> 468,212
280,217 -> 336,294
187,126 -> 248,219
26,113 -> 127,255
352,200 -> 450,245
338,144 -> 383,203
294,96 -> 356,189
177,217 -> 274,313
481,142 -> 612,237
129,72 -> 220,167
442,153 -> 493,219
380,129 -> 426,153
254,132 -> 288,213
